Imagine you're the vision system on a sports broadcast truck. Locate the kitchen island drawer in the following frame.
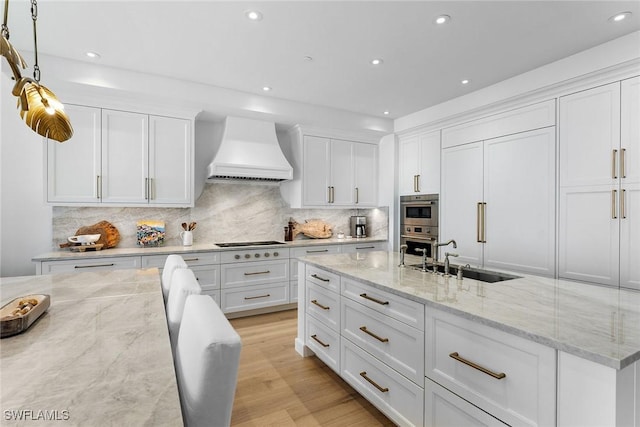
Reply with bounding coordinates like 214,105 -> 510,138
306,265 -> 340,293
40,256 -> 141,274
141,252 -> 219,268
341,338 -> 424,427
221,282 -> 289,313
291,245 -> 341,258
306,314 -> 340,374
191,265 -> 220,289
221,260 -> 288,288
342,297 -> 424,385
426,308 -> 556,427
342,277 -> 424,330
306,281 -> 340,332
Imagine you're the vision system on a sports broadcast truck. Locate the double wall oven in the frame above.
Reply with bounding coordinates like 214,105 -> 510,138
400,194 -> 439,258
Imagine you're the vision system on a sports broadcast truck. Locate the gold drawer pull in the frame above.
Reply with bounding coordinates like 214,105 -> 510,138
244,294 -> 271,300
311,299 -> 330,310
449,352 -> 506,380
356,246 -> 375,250
74,263 -> 115,269
359,371 -> 389,393
359,293 -> 389,306
359,326 -> 389,343
183,258 -> 199,262
311,273 -> 330,282
307,249 -> 329,253
311,334 -> 330,348
244,270 -> 271,276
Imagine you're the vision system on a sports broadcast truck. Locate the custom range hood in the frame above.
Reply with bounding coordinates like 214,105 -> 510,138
207,116 -> 293,181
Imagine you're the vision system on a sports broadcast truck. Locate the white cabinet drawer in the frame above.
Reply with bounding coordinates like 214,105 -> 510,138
306,314 -> 340,374
40,256 -> 141,274
221,282 -> 289,313
306,281 -> 340,332
342,297 -> 424,385
221,260 -> 288,288
425,378 -> 508,427
291,245 -> 341,258
141,252 -> 219,268
342,277 -> 424,330
289,281 -> 298,303
191,265 -> 220,289
306,265 -> 340,293
340,242 -> 388,253
426,308 -> 556,427
341,339 -> 424,427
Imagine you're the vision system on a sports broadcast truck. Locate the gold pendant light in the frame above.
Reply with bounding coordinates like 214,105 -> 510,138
1,0 -> 72,142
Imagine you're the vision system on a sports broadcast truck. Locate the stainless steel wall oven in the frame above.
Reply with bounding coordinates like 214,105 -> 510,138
400,194 -> 439,257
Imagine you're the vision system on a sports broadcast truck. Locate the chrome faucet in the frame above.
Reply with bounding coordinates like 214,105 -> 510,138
433,239 -> 457,268
444,252 -> 459,277
398,244 -> 408,267
417,248 -> 429,272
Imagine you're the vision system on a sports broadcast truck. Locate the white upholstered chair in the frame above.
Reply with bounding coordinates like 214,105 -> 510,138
162,254 -> 189,303
175,294 -> 242,427
166,268 -> 202,350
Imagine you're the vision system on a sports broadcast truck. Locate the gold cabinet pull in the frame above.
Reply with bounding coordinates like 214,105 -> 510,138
356,246 -> 375,250
359,293 -> 389,306
482,202 -> 487,243
612,149 -> 618,179
183,258 -> 200,262
359,371 -> 389,393
311,273 -> 330,282
359,326 -> 389,343
307,249 -> 329,254
150,178 -> 155,200
449,352 -> 506,379
311,299 -> 330,310
244,294 -> 270,300
96,175 -> 101,199
145,177 -> 149,200
74,263 -> 115,269
612,190 -> 618,219
413,175 -> 418,193
330,186 -> 335,203
311,334 -> 330,348
621,148 -> 626,179
621,189 -> 626,219
355,187 -> 359,204
327,186 -> 331,203
416,174 -> 420,193
477,202 -> 484,243
244,270 -> 271,276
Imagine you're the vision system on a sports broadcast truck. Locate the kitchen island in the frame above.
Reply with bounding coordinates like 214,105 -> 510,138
296,251 -> 640,427
0,269 -> 183,426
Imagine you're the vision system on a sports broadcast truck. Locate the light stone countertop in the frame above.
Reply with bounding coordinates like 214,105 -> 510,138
298,251 -> 640,370
0,269 -> 183,426
31,237 -> 388,261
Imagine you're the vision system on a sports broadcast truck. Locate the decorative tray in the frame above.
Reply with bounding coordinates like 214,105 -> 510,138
0,294 -> 50,338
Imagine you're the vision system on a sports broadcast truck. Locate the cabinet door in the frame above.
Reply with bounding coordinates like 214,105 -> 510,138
621,76 -> 640,185
483,128 -> 556,276
149,116 -> 192,205
46,105 -> 101,203
101,110 -> 148,204
559,82 -> 620,188
354,142 -> 377,206
440,142 -> 483,266
620,183 -> 640,290
330,139 -> 355,205
417,130 -> 441,195
558,185 -> 620,286
399,135 -> 420,195
302,136 -> 330,206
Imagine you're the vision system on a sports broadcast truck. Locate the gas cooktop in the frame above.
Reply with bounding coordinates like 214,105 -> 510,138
215,241 -> 284,248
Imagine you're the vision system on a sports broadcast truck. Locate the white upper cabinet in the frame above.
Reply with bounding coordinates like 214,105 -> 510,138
398,130 -> 440,195
281,126 -> 379,208
45,106 -> 194,207
559,77 -> 640,289
46,104 -> 101,203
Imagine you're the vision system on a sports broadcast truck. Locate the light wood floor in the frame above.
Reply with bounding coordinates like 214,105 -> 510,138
229,309 -> 395,426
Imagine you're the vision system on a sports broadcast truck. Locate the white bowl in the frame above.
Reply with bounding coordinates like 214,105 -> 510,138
68,234 -> 101,245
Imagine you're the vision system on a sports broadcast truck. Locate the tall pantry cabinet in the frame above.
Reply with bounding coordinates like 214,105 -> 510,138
559,77 -> 640,290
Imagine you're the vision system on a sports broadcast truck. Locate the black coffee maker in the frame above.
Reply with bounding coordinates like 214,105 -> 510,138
350,216 -> 367,238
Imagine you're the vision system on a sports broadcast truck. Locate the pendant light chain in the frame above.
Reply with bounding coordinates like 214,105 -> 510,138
30,0 -> 40,82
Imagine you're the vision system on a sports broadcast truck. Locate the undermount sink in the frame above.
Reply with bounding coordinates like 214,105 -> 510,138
407,263 -> 521,283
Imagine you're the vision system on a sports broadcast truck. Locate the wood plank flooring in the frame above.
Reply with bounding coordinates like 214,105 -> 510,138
229,309 -> 395,426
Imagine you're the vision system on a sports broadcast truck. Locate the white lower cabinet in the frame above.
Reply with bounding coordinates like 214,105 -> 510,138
425,308 -> 556,427
306,314 -> 340,374
342,338 -> 424,426
424,379 -> 507,427
340,242 -> 388,253
39,256 -> 141,274
221,282 -> 289,313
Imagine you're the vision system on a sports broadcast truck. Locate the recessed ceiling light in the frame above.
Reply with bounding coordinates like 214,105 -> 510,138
461,79 -> 471,85
435,15 -> 451,25
245,10 -> 263,21
262,86 -> 272,92
303,56 -> 314,62
383,111 -> 390,115
85,51 -> 101,59
371,58 -> 384,66
609,11 -> 631,22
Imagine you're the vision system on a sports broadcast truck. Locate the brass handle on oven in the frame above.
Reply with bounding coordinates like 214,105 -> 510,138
311,299 -> 330,310
360,371 -> 389,393
359,293 -> 389,305
311,334 -> 330,348
612,149 -> 618,179
244,294 -> 270,300
449,352 -> 506,379
244,270 -> 271,276
612,190 -> 618,219
359,326 -> 389,343
311,273 -> 330,282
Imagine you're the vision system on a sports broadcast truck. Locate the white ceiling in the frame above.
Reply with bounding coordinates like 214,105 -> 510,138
4,1 -> 640,120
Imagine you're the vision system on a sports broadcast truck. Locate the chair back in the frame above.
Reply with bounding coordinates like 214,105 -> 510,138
166,268 -> 201,349
175,295 -> 242,427
162,254 -> 188,303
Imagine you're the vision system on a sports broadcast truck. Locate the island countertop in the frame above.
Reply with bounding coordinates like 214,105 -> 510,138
298,251 -> 640,370
0,269 -> 183,426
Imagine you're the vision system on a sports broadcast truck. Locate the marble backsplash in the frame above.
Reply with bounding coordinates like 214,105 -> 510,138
52,182 -> 388,248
